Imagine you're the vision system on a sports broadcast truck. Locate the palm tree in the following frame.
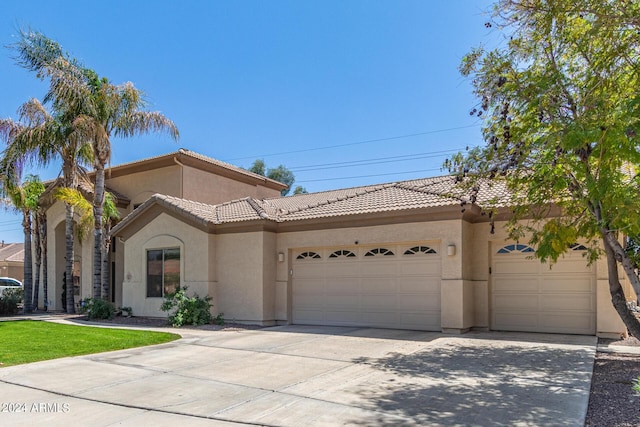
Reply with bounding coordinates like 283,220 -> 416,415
77,72 -> 178,300
36,209 -> 48,310
14,30 -> 179,301
56,186 -> 119,300
12,30 -> 97,313
0,167 -> 44,314
1,99 -> 90,314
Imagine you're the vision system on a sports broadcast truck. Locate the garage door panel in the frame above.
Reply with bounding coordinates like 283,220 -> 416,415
539,294 -> 594,311
295,264 -> 326,277
543,259 -> 594,274
540,277 -> 593,292
398,294 -> 440,310
494,260 -> 539,274
295,294 -> 324,309
326,294 -> 359,308
325,310 -> 360,323
293,244 -> 442,331
294,278 -> 324,292
493,277 -> 539,292
539,313 -> 594,334
494,294 -> 539,310
494,312 -> 539,328
361,294 -> 396,310
362,262 -> 397,276
492,243 -> 596,335
325,279 -> 359,293
361,311 -> 397,324
326,262 -> 360,276
364,278 -> 398,293
399,277 -> 440,293
400,260 -> 440,275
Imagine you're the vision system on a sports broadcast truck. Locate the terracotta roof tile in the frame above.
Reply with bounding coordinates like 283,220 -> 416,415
0,243 -> 24,262
112,175 -> 511,233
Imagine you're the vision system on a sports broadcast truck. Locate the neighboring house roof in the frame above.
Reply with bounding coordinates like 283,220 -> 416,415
112,175 -> 510,235
0,243 -> 24,263
101,148 -> 288,191
40,175 -> 131,209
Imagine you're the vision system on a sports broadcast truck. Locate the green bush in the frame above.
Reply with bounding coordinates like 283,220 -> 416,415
160,286 -> 212,327
0,288 -> 24,315
79,297 -> 115,320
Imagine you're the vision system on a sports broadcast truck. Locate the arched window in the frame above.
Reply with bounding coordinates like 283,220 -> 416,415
296,251 -> 321,260
497,244 -> 535,254
329,250 -> 357,258
404,245 -> 437,255
569,243 -> 588,251
364,248 -> 395,257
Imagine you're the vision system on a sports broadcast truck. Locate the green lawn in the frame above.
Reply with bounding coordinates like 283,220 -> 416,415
0,320 -> 180,367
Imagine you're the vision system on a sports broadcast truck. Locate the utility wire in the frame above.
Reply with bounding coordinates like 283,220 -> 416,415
290,148 -> 467,172
296,167 -> 444,183
224,124 -> 480,161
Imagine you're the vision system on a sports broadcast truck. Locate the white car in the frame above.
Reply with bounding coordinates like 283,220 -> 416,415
0,277 -> 23,296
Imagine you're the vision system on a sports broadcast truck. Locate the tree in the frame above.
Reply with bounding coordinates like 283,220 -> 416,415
0,97 -> 90,314
451,0 -> 640,338
13,30 -> 178,302
248,160 -> 300,196
0,168 -> 44,314
293,185 -> 308,195
55,186 -> 120,300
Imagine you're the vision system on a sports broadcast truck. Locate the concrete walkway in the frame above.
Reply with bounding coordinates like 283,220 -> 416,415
0,320 -> 596,426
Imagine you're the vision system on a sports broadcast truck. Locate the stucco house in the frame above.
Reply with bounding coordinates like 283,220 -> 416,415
40,149 -> 629,338
41,149 -> 286,311
0,242 -> 25,282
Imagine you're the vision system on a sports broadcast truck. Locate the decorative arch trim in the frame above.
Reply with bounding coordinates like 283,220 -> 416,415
364,248 -> 394,257
497,243 -> 535,254
329,250 -> 356,258
296,251 -> 321,260
404,245 -> 437,255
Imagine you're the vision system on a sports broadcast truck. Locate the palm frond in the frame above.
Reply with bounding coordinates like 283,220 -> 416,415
115,110 -> 179,140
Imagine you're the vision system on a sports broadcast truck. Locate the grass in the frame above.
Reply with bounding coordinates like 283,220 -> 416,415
0,320 -> 180,367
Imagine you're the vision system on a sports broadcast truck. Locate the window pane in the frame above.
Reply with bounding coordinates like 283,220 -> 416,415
163,248 -> 180,295
147,250 -> 163,297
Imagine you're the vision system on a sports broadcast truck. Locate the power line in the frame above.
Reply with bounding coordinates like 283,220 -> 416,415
224,124 -> 480,161
290,148 -> 467,172
296,167 -> 445,183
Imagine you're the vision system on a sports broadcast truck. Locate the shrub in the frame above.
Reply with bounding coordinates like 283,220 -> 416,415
160,286 -> 212,327
0,288 -> 24,315
80,297 -> 115,320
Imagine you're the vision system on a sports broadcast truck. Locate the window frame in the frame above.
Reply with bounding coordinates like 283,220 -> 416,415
146,247 -> 181,298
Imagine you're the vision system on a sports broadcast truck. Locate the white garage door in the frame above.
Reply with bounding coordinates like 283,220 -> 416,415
491,243 -> 596,335
292,244 -> 441,331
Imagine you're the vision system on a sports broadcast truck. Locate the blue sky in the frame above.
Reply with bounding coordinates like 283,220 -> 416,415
0,0 -> 496,242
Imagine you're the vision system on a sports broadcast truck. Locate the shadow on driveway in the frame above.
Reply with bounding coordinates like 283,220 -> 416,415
349,337 -> 594,426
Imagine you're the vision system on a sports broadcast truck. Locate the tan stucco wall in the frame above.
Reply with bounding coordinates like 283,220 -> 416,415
121,213 -> 215,318
216,231 -> 274,323
182,166 -> 281,204
106,165 -> 182,211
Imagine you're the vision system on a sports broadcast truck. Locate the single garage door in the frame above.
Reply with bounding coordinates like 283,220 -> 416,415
491,242 -> 596,335
292,244 -> 441,331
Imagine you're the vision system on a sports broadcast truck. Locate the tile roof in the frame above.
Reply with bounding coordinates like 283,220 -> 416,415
0,243 -> 24,262
113,174 -> 510,233
107,148 -> 287,189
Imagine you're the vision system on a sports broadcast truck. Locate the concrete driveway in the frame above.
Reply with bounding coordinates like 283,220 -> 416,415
0,324 -> 595,426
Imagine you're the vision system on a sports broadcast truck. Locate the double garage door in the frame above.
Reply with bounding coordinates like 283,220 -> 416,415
491,243 -> 596,335
292,244 -> 441,331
